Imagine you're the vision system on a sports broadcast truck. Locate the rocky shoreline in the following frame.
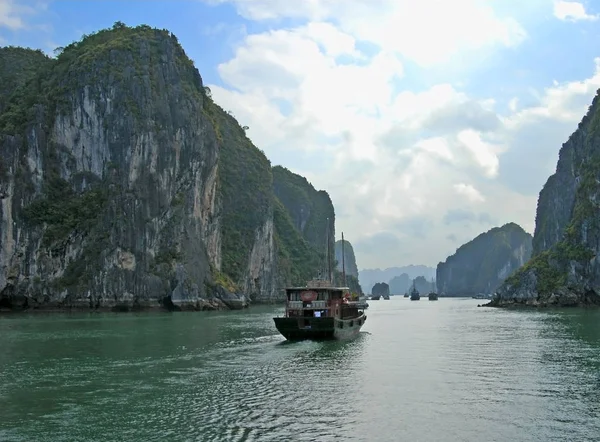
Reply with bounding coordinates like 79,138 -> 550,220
479,288 -> 600,308
0,292 -> 252,313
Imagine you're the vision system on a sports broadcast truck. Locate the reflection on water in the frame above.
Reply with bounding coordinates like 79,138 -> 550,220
0,300 -> 599,441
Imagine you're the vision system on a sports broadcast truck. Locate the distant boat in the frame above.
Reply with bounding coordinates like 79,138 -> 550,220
428,292 -> 438,301
410,283 -> 420,301
371,294 -> 381,300
403,293 -> 409,298
382,294 -> 390,300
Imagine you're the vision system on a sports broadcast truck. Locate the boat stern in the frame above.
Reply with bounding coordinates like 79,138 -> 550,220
273,317 -> 335,341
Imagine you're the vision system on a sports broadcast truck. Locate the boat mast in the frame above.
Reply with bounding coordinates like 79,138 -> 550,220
326,218 -> 332,283
341,232 -> 346,287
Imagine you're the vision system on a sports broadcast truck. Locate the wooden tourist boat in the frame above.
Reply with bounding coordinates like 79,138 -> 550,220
273,231 -> 366,341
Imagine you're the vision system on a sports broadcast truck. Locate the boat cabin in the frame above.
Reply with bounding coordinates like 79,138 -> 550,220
284,279 -> 360,320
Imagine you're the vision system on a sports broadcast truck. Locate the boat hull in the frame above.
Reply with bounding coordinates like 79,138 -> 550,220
274,314 -> 366,341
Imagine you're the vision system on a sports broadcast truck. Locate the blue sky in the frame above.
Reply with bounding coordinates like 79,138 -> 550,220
0,1 -> 245,86
3,1 -> 598,103
2,0 -> 600,269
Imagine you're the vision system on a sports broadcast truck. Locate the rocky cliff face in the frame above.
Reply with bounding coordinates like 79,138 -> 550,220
493,92 -> 600,307
0,24 -> 334,311
272,168 -> 335,289
271,165 -> 337,289
437,223 -> 532,296
334,239 -> 358,278
272,165 -> 334,251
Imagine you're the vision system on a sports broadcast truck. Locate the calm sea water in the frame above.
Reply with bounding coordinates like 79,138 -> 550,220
0,298 -> 599,442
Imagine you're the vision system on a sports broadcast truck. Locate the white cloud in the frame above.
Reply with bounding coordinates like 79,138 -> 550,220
553,1 -> 598,21
505,58 -> 600,127
205,0 -> 600,269
456,130 -> 501,178
207,0 -> 527,67
0,0 -> 36,30
453,183 -> 485,203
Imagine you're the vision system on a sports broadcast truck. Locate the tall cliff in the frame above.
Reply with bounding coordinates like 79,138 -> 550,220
436,223 -> 532,296
272,165 -> 334,252
494,92 -> 600,307
333,238 -> 362,294
0,23 -> 333,311
334,239 -> 358,278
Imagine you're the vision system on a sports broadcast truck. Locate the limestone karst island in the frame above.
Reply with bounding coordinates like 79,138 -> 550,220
1,9 -> 600,442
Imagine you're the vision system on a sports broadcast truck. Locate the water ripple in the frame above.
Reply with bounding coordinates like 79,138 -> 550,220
1,302 -> 599,441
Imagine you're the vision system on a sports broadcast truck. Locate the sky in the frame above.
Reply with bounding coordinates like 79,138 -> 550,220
2,0 -> 600,270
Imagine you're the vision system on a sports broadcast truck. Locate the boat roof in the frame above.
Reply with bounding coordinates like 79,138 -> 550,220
285,286 -> 351,291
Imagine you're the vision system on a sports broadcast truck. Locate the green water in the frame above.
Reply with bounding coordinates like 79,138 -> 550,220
0,299 -> 599,441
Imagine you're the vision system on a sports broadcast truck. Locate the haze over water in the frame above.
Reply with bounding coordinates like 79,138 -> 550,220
1,299 -> 599,442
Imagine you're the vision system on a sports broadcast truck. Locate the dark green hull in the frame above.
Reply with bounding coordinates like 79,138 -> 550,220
273,314 -> 366,341
273,317 -> 335,341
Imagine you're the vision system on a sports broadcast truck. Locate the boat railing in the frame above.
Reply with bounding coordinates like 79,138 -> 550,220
287,300 -> 327,309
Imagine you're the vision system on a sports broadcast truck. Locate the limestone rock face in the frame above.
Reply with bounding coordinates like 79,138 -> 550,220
335,239 -> 359,278
0,24 -> 337,310
493,92 -> 600,307
437,223 -> 532,296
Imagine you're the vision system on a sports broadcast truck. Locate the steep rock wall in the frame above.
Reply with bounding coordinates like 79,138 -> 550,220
437,223 -> 532,296
494,92 -> 600,307
0,24 -> 339,310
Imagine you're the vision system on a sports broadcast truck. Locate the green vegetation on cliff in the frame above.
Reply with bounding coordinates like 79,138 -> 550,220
496,92 -> 600,306
1,23 -> 339,308
1,23 -> 201,135
203,94 -> 273,283
272,166 -> 335,250
0,47 -> 50,115
437,223 -> 532,296
271,165 -> 335,287
273,198 -> 326,285
502,156 -> 598,299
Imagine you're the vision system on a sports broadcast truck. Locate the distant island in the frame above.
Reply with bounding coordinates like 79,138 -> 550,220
359,265 -> 435,295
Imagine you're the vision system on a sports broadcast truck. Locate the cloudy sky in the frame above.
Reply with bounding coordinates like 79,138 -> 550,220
2,0 -> 600,270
